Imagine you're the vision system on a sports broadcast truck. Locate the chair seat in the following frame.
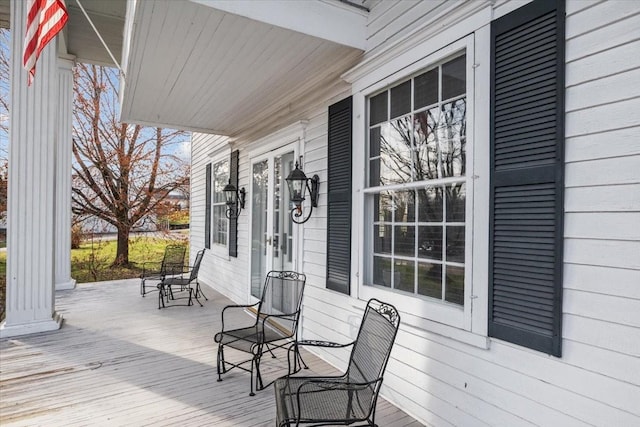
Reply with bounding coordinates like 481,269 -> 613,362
274,376 -> 372,426
215,325 -> 290,354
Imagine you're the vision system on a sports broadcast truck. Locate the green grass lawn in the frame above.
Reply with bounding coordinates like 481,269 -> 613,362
70,236 -> 189,283
0,236 -> 189,320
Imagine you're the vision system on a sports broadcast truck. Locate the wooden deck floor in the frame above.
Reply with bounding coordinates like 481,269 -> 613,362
0,279 -> 423,426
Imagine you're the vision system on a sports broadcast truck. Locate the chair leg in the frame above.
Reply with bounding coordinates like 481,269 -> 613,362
250,355 -> 257,396
216,344 -> 224,382
193,287 -> 203,307
195,281 -> 208,301
157,285 -> 165,309
295,344 -> 309,371
216,344 -> 225,382
141,279 -> 145,296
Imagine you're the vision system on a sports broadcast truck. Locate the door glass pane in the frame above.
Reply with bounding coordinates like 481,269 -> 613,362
251,160 -> 268,298
271,152 -> 295,314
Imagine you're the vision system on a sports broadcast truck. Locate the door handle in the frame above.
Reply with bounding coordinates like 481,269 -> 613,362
266,236 -> 272,246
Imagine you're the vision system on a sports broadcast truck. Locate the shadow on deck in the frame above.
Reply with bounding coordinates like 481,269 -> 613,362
0,279 -> 423,426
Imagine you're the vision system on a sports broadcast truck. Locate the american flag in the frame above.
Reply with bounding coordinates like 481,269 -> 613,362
23,0 -> 68,86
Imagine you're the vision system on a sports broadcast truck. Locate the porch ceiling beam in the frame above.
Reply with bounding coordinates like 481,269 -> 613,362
190,0 -> 368,50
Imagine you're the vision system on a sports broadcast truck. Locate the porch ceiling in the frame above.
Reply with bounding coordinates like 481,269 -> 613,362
0,0 -> 127,65
119,0 -> 365,136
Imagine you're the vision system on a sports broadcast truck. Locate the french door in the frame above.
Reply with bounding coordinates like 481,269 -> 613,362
249,148 -> 296,301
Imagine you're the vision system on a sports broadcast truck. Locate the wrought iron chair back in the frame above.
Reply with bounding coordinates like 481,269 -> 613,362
161,244 -> 187,275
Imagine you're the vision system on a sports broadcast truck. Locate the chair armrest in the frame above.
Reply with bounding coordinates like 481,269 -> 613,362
285,340 -> 355,374
220,302 -> 260,331
296,340 -> 354,349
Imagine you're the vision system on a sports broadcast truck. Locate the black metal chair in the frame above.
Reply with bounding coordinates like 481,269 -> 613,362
274,298 -> 400,427
157,248 -> 206,309
214,271 -> 306,396
139,244 -> 186,296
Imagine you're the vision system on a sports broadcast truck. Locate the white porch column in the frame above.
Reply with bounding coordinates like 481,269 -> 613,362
0,1 -> 63,337
55,57 -> 76,291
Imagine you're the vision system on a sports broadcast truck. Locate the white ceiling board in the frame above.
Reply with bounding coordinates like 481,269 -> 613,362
121,0 -> 363,137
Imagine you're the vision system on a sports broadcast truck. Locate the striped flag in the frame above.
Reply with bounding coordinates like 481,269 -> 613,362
23,0 -> 68,86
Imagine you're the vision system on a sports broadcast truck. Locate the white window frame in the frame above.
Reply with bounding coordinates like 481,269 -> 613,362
352,34 -> 490,343
209,148 -> 231,258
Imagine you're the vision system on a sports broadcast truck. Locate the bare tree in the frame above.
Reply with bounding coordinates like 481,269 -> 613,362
0,28 -> 8,140
72,63 -> 189,266
1,28 -> 10,222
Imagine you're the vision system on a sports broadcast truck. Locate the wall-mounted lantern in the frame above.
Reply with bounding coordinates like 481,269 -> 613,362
223,180 -> 245,219
285,162 -> 319,224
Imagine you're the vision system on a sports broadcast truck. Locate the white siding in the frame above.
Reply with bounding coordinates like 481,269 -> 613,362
190,132 -> 249,304
188,1 -> 640,426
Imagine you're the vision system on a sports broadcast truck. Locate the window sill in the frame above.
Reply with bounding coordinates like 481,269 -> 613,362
359,285 -> 489,350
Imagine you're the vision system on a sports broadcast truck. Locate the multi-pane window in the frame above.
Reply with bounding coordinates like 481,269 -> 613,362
366,54 -> 467,306
212,159 -> 229,246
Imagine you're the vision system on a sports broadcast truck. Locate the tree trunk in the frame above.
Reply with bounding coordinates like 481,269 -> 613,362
114,226 -> 130,266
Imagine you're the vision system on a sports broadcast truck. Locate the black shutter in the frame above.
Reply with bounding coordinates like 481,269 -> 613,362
204,163 -> 212,249
229,150 -> 239,257
489,0 -> 565,356
326,97 -> 353,294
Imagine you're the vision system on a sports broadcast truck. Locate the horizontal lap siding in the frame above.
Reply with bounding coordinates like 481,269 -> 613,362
563,8 -> 640,413
190,133 -> 247,304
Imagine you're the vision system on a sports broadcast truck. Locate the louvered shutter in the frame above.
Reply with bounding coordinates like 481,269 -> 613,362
204,163 -> 212,249
229,150 -> 239,257
326,97 -> 353,294
489,0 -> 565,356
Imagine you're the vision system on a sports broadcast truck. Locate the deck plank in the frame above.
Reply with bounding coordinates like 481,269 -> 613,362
1,279 -> 423,426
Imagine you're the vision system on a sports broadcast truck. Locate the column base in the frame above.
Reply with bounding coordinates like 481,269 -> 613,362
0,312 -> 63,338
56,278 -> 77,291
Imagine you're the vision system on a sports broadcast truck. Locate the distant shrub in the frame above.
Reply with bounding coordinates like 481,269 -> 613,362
71,224 -> 83,249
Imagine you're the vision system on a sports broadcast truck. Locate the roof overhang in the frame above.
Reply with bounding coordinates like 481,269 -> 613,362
119,0 -> 366,137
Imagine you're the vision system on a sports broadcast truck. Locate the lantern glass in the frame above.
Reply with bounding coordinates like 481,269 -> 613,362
223,181 -> 237,205
286,164 -> 308,205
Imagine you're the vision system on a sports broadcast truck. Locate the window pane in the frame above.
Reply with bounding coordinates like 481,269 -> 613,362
369,158 -> 380,187
370,91 -> 388,126
394,225 -> 415,257
213,160 -> 229,203
393,190 -> 415,222
373,256 -> 392,288
390,80 -> 411,119
418,262 -> 441,298
417,187 -> 443,222
445,265 -> 464,305
446,183 -> 465,222
446,226 -> 465,263
418,226 -> 442,260
374,225 -> 392,254
414,108 -> 439,180
438,98 -> 466,178
213,205 -> 227,245
414,68 -> 438,109
380,117 -> 412,185
442,55 -> 466,100
374,192 -> 394,222
394,259 -> 414,293
370,127 -> 381,158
